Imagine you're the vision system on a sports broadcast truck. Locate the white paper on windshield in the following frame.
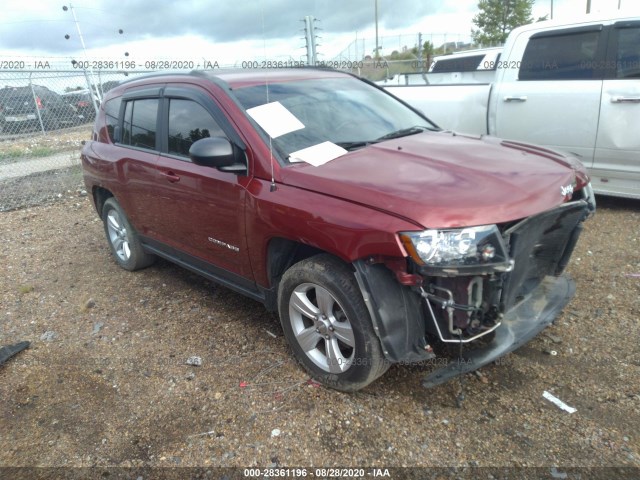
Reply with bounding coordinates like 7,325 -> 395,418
246,101 -> 304,138
289,142 -> 348,167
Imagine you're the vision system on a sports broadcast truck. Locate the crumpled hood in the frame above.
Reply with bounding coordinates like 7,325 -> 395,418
280,131 -> 585,229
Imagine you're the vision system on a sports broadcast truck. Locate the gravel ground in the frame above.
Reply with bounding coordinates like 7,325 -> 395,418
0,193 -> 639,478
0,166 -> 84,212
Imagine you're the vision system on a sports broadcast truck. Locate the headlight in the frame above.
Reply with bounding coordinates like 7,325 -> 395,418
400,225 -> 512,274
581,182 -> 596,216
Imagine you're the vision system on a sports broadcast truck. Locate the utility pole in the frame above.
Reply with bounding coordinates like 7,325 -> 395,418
586,0 -> 591,14
550,0 -> 554,19
63,3 -> 102,109
303,16 -> 318,66
417,32 -> 423,73
374,0 -> 379,59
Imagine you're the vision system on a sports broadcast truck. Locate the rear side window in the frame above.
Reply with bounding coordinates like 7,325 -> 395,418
520,31 -> 602,80
103,97 -> 121,142
122,98 -> 158,150
167,99 -> 226,158
616,27 -> 640,79
431,55 -> 484,73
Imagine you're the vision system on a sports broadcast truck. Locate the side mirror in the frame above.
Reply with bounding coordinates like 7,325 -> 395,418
189,137 -> 246,173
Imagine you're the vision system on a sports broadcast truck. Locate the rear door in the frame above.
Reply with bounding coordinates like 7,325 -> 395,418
593,20 -> 640,198
111,93 -> 161,234
493,25 -> 607,164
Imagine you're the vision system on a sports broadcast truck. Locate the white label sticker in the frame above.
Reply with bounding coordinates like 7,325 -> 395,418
289,141 -> 348,167
246,101 -> 304,138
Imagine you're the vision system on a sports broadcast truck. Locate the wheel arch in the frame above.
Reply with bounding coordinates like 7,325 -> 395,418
266,236 -> 326,287
92,186 -> 114,217
266,238 -> 433,365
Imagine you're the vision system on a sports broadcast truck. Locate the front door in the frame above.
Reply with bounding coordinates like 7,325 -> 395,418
151,93 -> 254,285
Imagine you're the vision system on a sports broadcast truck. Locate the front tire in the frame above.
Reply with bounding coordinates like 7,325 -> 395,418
278,254 -> 388,392
102,197 -> 155,271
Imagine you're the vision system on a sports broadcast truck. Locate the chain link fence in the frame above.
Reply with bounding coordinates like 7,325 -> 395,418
0,69 -> 152,211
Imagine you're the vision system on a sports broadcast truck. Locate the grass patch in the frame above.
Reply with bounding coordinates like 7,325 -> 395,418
0,146 -> 67,165
0,149 -> 25,162
18,285 -> 34,294
29,147 -> 56,157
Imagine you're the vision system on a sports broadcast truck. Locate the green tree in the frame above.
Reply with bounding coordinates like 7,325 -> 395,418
472,0 -> 535,45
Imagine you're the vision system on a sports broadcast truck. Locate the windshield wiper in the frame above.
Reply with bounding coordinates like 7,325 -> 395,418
335,141 -> 376,151
335,126 -> 430,151
375,126 -> 428,142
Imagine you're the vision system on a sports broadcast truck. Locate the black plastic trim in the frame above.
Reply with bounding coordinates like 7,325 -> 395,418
122,86 -> 163,100
353,260 -> 434,363
140,236 -> 264,303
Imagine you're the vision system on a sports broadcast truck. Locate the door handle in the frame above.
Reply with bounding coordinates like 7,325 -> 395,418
611,96 -> 640,103
504,96 -> 528,102
162,171 -> 181,183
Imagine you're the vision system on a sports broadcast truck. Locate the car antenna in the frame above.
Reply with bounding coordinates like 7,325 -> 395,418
261,0 -> 277,193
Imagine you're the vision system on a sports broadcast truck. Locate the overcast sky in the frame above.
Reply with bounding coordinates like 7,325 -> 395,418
0,0 -> 636,65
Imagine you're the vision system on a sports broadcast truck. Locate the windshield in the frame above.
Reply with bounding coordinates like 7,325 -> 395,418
232,76 -> 437,160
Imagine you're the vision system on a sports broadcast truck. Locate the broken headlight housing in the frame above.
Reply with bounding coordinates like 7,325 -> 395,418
400,225 -> 513,276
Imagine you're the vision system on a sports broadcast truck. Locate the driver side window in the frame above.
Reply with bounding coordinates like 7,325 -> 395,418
167,99 -> 226,158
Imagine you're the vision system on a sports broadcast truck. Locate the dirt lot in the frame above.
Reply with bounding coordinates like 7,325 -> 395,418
0,192 -> 639,478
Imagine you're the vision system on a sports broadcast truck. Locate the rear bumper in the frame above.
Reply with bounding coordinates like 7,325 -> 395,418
422,274 -> 575,388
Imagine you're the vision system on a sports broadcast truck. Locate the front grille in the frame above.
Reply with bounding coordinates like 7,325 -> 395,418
500,201 -> 589,311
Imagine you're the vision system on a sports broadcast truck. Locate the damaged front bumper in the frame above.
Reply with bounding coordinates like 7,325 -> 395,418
354,194 -> 592,388
422,274 -> 575,388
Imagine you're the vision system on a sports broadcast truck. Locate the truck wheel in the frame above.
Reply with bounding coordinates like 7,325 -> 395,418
278,254 -> 388,391
102,197 -> 155,271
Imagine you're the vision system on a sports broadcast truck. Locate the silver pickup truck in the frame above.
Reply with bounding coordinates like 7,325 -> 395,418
386,14 -> 640,200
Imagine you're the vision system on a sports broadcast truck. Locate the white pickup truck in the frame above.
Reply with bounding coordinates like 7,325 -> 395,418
386,14 -> 640,199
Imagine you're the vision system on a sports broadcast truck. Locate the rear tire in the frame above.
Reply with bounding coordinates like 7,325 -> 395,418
278,254 -> 389,392
102,197 -> 155,271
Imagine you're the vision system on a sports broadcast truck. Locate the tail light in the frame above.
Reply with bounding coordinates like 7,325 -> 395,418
78,101 -> 89,107
35,96 -> 44,109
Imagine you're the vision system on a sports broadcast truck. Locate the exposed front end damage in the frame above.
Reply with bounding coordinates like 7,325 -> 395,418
354,190 -> 595,388
422,275 -> 575,387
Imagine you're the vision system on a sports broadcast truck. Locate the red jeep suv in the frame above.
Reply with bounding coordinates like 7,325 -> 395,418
81,69 -> 595,391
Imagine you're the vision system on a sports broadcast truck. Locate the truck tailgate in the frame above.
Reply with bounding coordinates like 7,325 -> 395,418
386,84 -> 492,136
